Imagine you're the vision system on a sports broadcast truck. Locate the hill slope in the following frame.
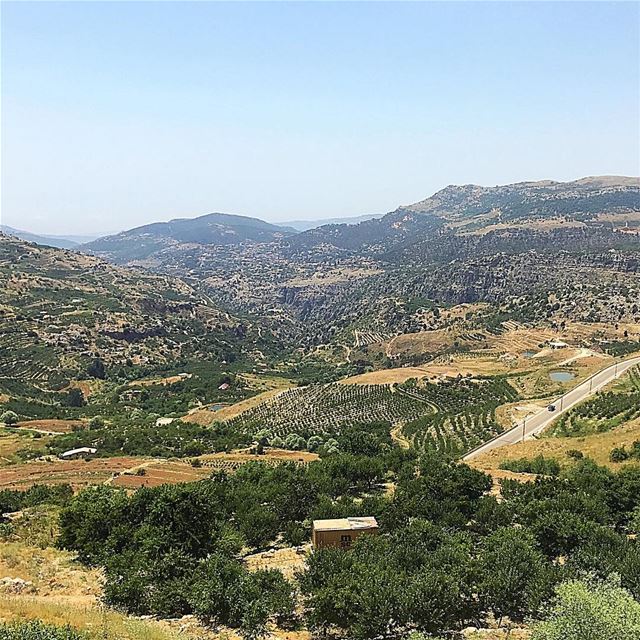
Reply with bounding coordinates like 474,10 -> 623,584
0,225 -> 80,250
73,177 -> 640,346
0,233 -> 247,393
83,212 -> 295,263
288,175 -> 640,253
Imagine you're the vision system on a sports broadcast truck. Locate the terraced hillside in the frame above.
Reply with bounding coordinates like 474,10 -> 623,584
225,382 -> 428,439
224,375 -> 520,456
401,377 -> 519,456
83,177 -> 640,347
0,234 -> 250,400
549,365 -> 640,438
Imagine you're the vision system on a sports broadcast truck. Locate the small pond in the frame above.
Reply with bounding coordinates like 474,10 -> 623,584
523,350 -> 536,358
549,371 -> 575,383
208,403 -> 226,412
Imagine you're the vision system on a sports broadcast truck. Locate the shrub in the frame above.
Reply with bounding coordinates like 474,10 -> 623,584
0,621 -> 86,639
88,415 -> 104,430
532,575 -> 640,640
283,522 -> 307,546
0,411 -> 18,426
566,449 -> 584,460
0,484 -> 73,518
609,447 -> 629,463
499,455 -> 561,476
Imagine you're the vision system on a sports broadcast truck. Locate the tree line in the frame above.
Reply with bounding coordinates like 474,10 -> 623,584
54,429 -> 640,639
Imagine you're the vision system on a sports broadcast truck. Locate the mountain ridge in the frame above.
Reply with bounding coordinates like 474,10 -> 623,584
80,175 -> 640,265
82,211 -> 296,262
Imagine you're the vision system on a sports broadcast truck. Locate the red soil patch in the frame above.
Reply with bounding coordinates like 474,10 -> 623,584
112,461 -> 210,489
0,456 -> 145,490
16,419 -> 84,434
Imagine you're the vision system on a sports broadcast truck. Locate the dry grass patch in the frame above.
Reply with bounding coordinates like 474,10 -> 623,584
0,542 -> 101,603
464,628 -> 531,639
470,418 -> 640,473
283,266 -> 382,287
244,546 -> 309,580
197,449 -> 318,473
340,358 -> 511,385
0,430 -> 48,466
386,328 -> 457,358
183,388 -> 291,425
0,596 -> 196,639
112,460 -> 210,489
339,366 -> 433,385
15,420 -> 83,434
67,381 -> 95,399
128,374 -> 191,388
238,373 -> 294,392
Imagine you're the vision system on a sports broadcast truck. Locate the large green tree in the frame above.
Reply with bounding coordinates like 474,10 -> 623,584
477,527 -> 555,625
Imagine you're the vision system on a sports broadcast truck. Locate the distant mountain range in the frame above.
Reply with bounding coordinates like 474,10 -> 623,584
7,176 -> 639,262
3,175 -> 640,349
82,212 -> 295,262
0,225 -> 110,249
285,175 -> 640,254
1,214 -> 383,253
280,213 -> 384,231
1,225 -> 78,249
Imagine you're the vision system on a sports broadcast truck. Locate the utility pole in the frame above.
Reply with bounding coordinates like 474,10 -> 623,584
522,416 -> 526,443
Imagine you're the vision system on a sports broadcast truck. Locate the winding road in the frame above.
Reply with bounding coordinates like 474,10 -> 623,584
463,355 -> 640,462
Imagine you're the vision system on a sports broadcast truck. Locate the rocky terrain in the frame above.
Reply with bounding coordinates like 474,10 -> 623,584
0,234 -> 252,393
78,177 -> 640,346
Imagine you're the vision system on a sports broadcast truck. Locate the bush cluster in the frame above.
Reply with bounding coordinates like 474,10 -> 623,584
56,439 -> 640,638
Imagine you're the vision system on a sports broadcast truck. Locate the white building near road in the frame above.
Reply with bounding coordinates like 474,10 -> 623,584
59,447 -> 97,460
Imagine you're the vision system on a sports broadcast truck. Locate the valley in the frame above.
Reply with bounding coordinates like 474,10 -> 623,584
1,176 -> 640,640
3,1 -> 639,636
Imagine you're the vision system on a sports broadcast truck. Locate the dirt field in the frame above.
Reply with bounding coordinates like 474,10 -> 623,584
245,546 -> 309,580
0,457 -> 146,490
0,394 -> 9,404
112,460 -> 210,489
128,374 -> 191,387
15,419 -> 84,434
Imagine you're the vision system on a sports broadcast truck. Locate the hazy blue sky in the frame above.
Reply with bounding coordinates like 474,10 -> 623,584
2,1 -> 639,235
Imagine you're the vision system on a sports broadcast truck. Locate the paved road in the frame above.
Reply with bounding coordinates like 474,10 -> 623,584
463,355 -> 640,462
